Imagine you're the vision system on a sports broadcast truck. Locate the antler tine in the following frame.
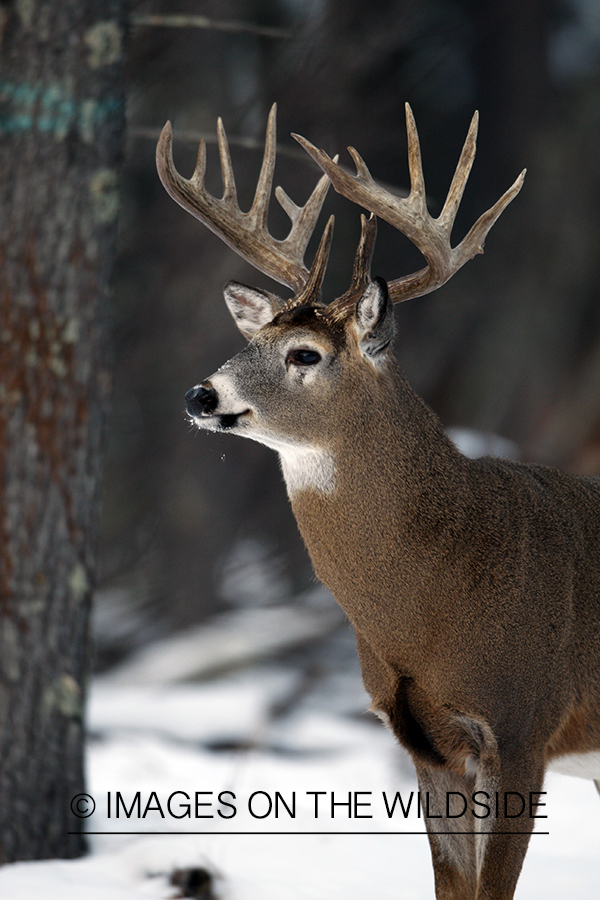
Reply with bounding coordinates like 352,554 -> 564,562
455,168 -> 526,258
350,213 -> 377,292
437,110 -> 478,230
404,103 -> 426,211
191,135 -> 207,185
248,103 -> 276,229
156,105 -> 334,294
291,214 -> 335,308
294,105 -> 525,304
216,116 -> 238,203
276,154 -> 337,259
324,213 -> 378,322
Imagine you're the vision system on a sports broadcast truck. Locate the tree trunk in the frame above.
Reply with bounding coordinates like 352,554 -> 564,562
0,0 -> 126,861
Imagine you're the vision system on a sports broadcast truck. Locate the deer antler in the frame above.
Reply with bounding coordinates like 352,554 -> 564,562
294,103 -> 526,303
156,104 -> 334,294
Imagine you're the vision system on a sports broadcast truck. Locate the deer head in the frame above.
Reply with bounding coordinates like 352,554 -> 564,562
157,104 -> 525,498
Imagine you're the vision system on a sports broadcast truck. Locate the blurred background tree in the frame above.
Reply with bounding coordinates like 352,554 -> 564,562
0,0 -> 126,861
98,0 -> 600,658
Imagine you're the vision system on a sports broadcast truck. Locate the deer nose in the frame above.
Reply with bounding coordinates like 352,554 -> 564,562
185,382 -> 218,415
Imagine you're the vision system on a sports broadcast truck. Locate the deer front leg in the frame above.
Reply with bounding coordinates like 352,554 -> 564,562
473,751 -> 545,900
417,749 -> 545,900
416,763 -> 478,900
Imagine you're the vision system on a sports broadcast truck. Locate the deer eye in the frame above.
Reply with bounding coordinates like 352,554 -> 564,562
286,348 -> 322,367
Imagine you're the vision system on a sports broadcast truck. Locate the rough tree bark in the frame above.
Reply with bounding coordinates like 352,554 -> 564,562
0,0 -> 126,861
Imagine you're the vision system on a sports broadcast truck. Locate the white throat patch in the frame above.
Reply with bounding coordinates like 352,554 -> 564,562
278,444 -> 336,497
249,431 -> 336,495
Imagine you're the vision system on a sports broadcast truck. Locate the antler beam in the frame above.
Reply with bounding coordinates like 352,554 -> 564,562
156,104 -> 333,294
294,103 -> 526,303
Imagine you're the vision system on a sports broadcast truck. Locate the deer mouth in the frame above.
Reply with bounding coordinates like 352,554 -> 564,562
187,409 -> 249,431
218,411 -> 249,430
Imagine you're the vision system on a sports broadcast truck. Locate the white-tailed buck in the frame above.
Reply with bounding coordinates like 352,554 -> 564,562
157,104 -> 600,899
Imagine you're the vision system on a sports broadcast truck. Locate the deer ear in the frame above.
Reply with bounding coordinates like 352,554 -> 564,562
354,278 -> 395,361
223,281 -> 283,340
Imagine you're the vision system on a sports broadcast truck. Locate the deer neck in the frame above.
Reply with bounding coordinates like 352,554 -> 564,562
286,363 -> 467,520
284,364 -> 472,637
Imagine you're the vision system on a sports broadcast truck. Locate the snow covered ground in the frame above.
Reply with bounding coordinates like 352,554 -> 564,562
0,594 -> 598,899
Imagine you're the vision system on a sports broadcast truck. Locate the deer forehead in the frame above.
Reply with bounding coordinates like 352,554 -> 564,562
225,311 -> 348,376
267,304 -> 348,347
260,324 -> 339,356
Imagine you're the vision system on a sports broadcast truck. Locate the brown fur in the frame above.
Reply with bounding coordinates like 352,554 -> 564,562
285,346 -> 600,898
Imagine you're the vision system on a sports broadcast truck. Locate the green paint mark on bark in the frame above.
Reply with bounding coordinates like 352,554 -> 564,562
0,81 -> 122,140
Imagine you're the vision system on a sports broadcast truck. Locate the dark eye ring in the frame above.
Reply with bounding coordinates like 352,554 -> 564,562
287,348 -> 321,367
